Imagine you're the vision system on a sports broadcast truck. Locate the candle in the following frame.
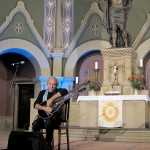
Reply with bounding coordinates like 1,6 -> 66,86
140,59 -> 143,67
75,77 -> 78,84
114,65 -> 117,73
95,62 -> 98,69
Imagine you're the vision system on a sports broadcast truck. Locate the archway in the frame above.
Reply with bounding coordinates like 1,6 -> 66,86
0,39 -> 51,128
64,40 -> 111,77
136,39 -> 150,91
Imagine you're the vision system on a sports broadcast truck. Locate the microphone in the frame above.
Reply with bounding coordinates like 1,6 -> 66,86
11,61 -> 25,66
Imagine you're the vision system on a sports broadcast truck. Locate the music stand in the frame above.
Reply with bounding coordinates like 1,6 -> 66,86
8,64 -> 20,131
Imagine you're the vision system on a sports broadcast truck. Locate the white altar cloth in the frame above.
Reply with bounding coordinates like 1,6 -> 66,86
98,100 -> 123,127
77,95 -> 150,102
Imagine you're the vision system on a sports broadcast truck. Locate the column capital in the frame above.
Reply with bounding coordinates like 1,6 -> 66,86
51,53 -> 64,58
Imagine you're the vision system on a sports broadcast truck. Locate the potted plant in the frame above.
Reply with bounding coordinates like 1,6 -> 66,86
128,74 -> 144,94
86,76 -> 101,95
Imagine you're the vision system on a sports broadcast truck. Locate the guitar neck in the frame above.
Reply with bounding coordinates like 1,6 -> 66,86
55,81 -> 89,105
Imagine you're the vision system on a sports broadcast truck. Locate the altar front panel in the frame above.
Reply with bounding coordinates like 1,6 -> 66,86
80,101 -> 98,127
79,99 -> 148,128
123,100 -> 148,128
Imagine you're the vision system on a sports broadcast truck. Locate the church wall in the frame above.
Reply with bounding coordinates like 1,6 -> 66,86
122,0 -> 150,44
0,13 -> 41,50
76,13 -> 109,47
143,30 -> 150,43
0,0 -> 44,38
74,0 -> 150,45
0,0 -> 18,25
74,0 -> 100,34
1,0 -> 150,47
0,61 -> 7,116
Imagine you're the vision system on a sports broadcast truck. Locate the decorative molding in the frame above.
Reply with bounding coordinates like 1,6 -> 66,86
51,53 -> 64,58
64,2 -> 104,58
14,22 -> 24,35
44,0 -> 73,52
63,0 -> 74,51
101,48 -> 137,60
0,1 -> 50,57
44,0 -> 56,50
90,24 -> 100,35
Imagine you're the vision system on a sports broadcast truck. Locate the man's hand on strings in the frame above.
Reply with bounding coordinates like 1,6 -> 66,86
46,98 -> 53,107
44,106 -> 53,114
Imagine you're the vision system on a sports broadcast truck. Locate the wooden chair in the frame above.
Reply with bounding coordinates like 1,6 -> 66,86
52,100 -> 70,150
41,100 -> 70,150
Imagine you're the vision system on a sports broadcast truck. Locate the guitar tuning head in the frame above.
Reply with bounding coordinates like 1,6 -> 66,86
85,80 -> 90,85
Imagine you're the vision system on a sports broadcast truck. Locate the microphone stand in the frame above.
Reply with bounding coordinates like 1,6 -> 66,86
8,64 -> 20,131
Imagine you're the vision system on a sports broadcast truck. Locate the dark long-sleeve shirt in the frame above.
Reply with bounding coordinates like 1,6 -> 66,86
34,88 -> 68,108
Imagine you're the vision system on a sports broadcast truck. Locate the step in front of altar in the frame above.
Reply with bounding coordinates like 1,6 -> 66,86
54,127 -> 150,143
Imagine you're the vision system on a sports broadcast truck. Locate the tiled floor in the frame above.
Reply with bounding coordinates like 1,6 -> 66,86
1,128 -> 150,150
55,140 -> 150,150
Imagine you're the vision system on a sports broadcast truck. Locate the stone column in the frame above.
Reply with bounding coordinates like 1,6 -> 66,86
52,0 -> 64,76
53,0 -> 63,53
51,53 -> 64,76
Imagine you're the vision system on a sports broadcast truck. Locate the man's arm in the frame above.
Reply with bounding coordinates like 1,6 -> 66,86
34,88 -> 68,113
47,88 -> 68,106
46,92 -> 62,107
35,103 -> 53,114
34,90 -> 53,113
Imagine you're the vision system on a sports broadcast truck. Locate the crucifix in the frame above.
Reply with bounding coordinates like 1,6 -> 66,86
108,63 -> 120,87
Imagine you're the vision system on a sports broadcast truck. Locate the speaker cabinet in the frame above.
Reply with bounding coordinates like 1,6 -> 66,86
7,131 -> 48,150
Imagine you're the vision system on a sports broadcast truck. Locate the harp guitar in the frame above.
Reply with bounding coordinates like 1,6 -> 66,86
38,81 -> 89,119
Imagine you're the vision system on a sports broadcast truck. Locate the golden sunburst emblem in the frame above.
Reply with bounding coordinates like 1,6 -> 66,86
102,102 -> 119,122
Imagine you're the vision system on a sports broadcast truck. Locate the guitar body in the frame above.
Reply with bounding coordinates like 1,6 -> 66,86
38,101 -> 65,119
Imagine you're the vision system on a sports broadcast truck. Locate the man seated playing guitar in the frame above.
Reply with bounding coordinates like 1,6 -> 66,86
32,77 -> 68,150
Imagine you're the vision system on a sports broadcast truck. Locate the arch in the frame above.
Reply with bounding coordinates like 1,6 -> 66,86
0,1 -> 50,56
132,14 -> 150,49
64,40 -> 111,77
145,60 -> 150,90
136,38 -> 150,90
136,38 -> 150,59
0,39 -> 51,77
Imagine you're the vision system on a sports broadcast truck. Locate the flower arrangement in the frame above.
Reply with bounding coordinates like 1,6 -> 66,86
89,77 -> 97,90
86,76 -> 101,91
128,74 -> 144,90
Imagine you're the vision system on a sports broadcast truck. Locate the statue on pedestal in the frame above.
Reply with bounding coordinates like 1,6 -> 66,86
103,0 -> 132,48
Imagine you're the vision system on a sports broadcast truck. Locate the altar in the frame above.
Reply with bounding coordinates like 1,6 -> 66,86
29,95 -> 150,130
77,95 -> 150,128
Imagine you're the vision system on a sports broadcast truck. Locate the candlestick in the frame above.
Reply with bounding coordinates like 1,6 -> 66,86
93,69 -> 101,93
95,62 -> 98,69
